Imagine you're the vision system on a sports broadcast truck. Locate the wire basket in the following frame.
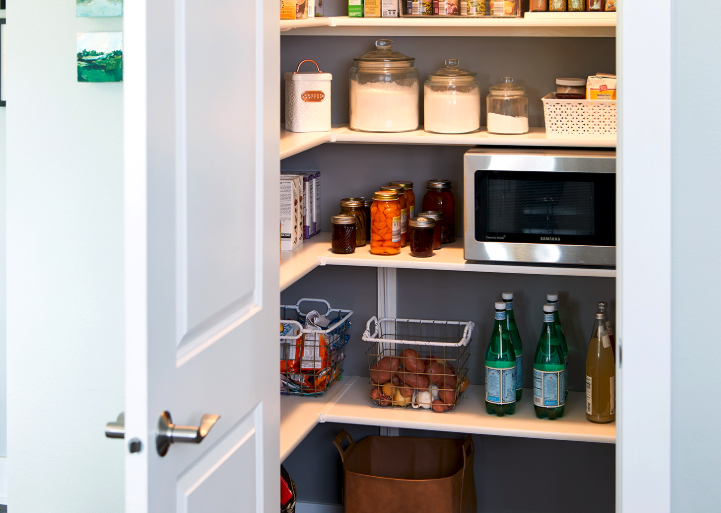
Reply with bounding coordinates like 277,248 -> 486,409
362,317 -> 475,412
542,93 -> 617,137
280,298 -> 352,396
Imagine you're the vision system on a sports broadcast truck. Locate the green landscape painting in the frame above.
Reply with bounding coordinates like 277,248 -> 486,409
77,32 -> 123,83
77,0 -> 123,17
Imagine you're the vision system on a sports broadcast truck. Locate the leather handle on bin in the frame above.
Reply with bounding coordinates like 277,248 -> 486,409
460,435 -> 474,513
333,429 -> 356,464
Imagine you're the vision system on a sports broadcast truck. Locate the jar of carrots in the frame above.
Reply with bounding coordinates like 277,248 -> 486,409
380,185 -> 408,247
389,181 -> 416,220
370,191 -> 402,255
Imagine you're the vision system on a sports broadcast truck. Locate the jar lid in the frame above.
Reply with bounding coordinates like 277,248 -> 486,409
354,39 -> 414,64
380,185 -> 405,195
419,210 -> 443,220
283,59 -> 333,82
489,77 -> 526,97
373,190 -> 399,200
340,197 -> 365,207
331,215 -> 357,225
427,59 -> 477,81
409,217 -> 435,228
361,197 -> 374,207
427,179 -> 451,189
389,180 -> 413,189
556,77 -> 586,87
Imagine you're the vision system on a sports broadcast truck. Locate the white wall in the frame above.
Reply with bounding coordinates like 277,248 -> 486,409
6,1 -> 124,511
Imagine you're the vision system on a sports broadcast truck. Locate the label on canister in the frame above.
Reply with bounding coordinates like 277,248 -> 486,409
392,216 -> 401,242
401,209 -> 408,234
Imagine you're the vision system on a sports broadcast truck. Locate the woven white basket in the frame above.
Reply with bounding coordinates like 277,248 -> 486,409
541,93 -> 617,137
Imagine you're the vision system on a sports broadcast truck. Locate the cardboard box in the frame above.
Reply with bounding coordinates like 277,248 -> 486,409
364,0 -> 381,16
282,171 -> 319,237
280,179 -> 301,251
382,0 -> 399,16
281,0 -> 296,20
349,0 -> 364,17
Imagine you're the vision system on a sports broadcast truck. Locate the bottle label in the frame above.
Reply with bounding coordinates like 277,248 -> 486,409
586,375 -> 592,415
534,369 -> 565,407
392,216 -> 401,242
410,205 -> 415,219
495,311 -> 506,321
486,365 -> 517,405
544,314 -> 554,323
401,208 -> 408,234
610,376 -> 615,415
602,333 -> 611,349
515,353 -> 523,391
505,301 -> 513,311
564,356 -> 569,393
606,321 -> 614,337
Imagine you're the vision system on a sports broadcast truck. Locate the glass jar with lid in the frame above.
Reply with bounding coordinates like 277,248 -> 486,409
419,211 -> 443,250
331,216 -> 357,255
380,185 -> 408,247
389,181 -> 416,219
409,217 -> 436,258
349,39 -> 419,133
340,198 -> 368,247
486,77 -> 529,135
370,191 -> 402,255
360,197 -> 373,242
424,59 -> 481,134
421,180 -> 456,243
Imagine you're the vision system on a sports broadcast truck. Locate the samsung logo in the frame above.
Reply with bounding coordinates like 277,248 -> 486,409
540,236 -> 561,242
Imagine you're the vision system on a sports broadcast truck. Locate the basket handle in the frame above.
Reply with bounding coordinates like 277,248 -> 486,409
363,316 -> 379,340
461,321 -> 475,346
295,59 -> 323,74
296,298 -> 332,317
279,320 -> 304,340
332,429 -> 356,464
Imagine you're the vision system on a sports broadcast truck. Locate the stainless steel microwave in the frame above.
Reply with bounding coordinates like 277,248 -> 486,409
463,148 -> 616,267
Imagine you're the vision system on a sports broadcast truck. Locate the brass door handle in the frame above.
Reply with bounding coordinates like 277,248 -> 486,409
156,411 -> 220,457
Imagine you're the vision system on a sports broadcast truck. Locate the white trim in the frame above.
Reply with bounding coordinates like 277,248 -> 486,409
295,503 -> 343,513
0,457 -> 6,505
617,2 -> 672,512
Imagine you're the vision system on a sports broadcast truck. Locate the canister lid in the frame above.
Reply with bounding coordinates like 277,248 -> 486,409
373,190 -> 399,200
380,185 -> 405,195
428,59 -> 477,81
489,77 -> 526,97
331,215 -> 357,225
284,59 -> 332,81
390,180 -> 413,189
354,39 -> 414,63
409,217 -> 435,228
427,179 -> 451,189
419,210 -> 443,220
340,197 -> 365,207
556,77 -> 586,87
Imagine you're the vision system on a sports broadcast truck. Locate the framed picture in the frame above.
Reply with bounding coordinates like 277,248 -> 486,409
1,19 -> 5,107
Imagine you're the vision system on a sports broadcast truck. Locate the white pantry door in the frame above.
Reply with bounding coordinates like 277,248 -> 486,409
123,0 -> 280,512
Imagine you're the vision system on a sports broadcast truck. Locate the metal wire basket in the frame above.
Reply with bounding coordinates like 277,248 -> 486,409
280,298 -> 352,396
362,317 -> 474,412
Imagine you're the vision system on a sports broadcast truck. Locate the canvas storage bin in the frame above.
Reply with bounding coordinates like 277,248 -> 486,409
333,430 -> 477,513
284,60 -> 332,133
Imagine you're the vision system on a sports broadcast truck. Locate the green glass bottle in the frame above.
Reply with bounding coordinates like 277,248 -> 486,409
534,304 -> 566,420
485,302 -> 517,416
547,293 -> 569,400
502,292 -> 523,401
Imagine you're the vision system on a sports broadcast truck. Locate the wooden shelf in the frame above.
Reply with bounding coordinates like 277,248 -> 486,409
280,233 -> 615,291
281,125 -> 616,160
281,15 -> 616,37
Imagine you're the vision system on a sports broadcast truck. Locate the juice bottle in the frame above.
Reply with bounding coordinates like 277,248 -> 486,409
534,304 -> 566,420
586,311 -> 616,423
597,301 -> 616,356
546,293 -> 569,400
485,302 -> 517,416
502,292 -> 523,401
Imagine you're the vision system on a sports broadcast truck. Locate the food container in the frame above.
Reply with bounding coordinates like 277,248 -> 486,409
605,0 -> 616,11
568,0 -> 585,10
549,0 -> 567,10
409,217 -> 435,257
462,0 -> 487,16
295,0 -> 309,18
486,77 -> 529,135
556,77 -> 587,99
424,59 -> 480,134
380,185 -> 408,246
285,60 -> 332,133
389,181 -> 416,219
542,93 -> 617,137
349,40 -> 419,133
340,198 -> 368,247
529,0 -> 548,10
422,180 -> 456,243
489,0 -> 520,16
420,210 -> 443,250
587,0 -> 602,10
331,215 -> 357,254
361,197 -> 373,241
370,190 -> 402,255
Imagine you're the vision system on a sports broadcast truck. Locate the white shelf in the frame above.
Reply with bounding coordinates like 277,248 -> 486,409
281,15 -> 616,37
281,125 -> 616,160
280,233 -> 615,291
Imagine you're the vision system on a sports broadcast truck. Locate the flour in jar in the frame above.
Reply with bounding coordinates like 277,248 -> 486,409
350,82 -> 419,132
424,90 -> 480,134
487,113 -> 529,134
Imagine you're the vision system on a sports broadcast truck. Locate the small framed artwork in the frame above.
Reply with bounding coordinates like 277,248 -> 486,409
77,32 -> 123,83
77,0 -> 122,18
1,19 -> 5,107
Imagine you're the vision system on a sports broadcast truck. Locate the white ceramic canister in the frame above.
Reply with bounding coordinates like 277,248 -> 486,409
284,60 -> 332,133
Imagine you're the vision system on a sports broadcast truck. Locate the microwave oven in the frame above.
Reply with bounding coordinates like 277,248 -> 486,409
463,148 -> 616,267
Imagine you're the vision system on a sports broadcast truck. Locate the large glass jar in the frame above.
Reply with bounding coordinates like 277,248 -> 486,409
331,215 -> 357,254
486,77 -> 529,135
370,191 -> 402,255
409,217 -> 435,258
389,181 -> 416,219
349,40 -> 419,133
419,210 -> 443,250
421,180 -> 456,243
380,185 -> 408,247
340,197 -> 367,247
424,59 -> 480,134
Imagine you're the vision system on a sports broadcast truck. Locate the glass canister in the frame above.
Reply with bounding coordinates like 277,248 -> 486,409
340,197 -> 367,247
420,210 -> 443,250
486,77 -> 529,135
424,59 -> 481,134
380,185 -> 408,247
409,217 -> 435,258
370,191 -> 402,255
349,39 -> 419,133
421,180 -> 456,244
331,215 -> 357,254
389,181 -> 416,219
360,197 -> 373,242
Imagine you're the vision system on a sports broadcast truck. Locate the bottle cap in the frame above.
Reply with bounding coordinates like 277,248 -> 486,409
543,304 -> 555,313
596,312 -> 606,320
597,301 -> 608,311
502,292 -> 513,300
547,293 -> 559,301
340,197 -> 365,207
331,215 -> 357,225
372,190 -> 399,201
426,180 -> 451,190
495,302 -> 506,310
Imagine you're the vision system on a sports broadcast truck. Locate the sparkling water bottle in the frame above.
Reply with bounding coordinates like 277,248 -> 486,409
502,292 -> 524,401
534,304 -> 566,420
547,293 -> 569,400
485,302 -> 517,416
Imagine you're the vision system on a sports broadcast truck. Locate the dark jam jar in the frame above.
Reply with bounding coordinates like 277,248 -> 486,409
409,217 -> 435,258
331,215 -> 357,254
361,197 -> 373,242
422,180 -> 455,243
419,210 -> 443,250
340,197 -> 367,247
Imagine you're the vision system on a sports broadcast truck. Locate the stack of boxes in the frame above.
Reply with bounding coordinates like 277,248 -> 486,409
280,172 -> 321,251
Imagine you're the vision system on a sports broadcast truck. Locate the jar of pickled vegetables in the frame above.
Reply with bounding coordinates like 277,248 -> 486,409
409,217 -> 435,258
380,185 -> 408,247
370,191 -> 402,255
421,180 -> 456,243
360,197 -> 373,242
340,197 -> 367,247
389,181 -> 416,219
419,210 -> 443,250
331,215 -> 357,254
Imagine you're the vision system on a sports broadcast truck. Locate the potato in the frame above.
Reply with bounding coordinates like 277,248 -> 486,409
439,389 -> 456,410
460,376 -> 470,393
432,399 -> 446,413
427,361 -> 458,389
370,388 -> 380,401
391,375 -> 401,386
399,348 -> 425,374
370,356 -> 400,384
399,385 -> 413,398
393,389 -> 412,406
398,372 -> 429,390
